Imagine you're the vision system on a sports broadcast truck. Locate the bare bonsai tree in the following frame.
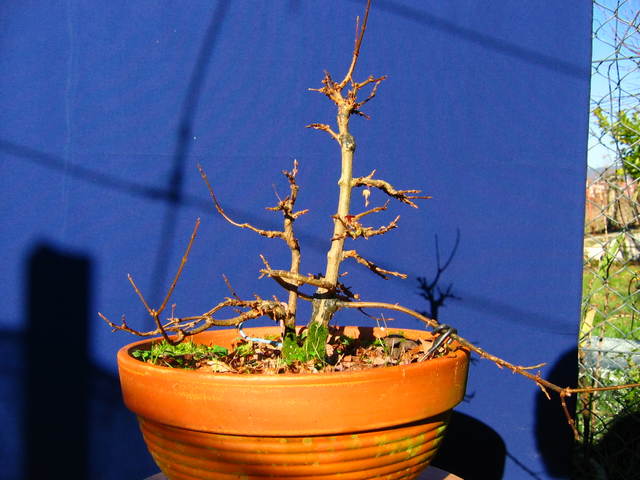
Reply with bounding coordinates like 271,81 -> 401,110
100,0 -> 640,439
101,0 -> 433,360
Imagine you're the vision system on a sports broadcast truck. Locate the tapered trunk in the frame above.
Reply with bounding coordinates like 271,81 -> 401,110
308,107 -> 355,328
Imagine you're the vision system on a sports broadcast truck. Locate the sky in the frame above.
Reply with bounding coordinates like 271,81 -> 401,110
588,1 -> 640,169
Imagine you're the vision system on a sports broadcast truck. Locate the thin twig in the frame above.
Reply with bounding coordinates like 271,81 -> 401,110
223,274 -> 242,301
339,0 -> 373,89
198,164 -> 283,238
158,218 -> 200,314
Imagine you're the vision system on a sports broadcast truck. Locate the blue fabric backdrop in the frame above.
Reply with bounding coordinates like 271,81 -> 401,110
0,1 -> 590,479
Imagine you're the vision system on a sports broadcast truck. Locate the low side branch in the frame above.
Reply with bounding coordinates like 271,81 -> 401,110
100,298 -> 288,345
100,219 -> 201,345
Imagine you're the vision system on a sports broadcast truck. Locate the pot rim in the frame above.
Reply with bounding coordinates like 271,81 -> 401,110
117,325 -> 468,383
117,325 -> 470,435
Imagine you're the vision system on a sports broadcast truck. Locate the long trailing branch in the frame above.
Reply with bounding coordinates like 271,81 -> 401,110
102,229 -> 639,439
100,207 -> 638,440
340,300 -> 563,390
336,300 -> 640,439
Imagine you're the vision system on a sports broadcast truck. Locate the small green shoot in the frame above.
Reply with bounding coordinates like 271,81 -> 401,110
133,339 -> 229,369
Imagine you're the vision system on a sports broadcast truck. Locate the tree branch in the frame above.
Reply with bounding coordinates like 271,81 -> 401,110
342,249 -> 407,279
306,123 -> 340,141
353,171 -> 431,208
331,214 -> 400,241
339,0 -> 374,89
199,164 -> 285,239
260,268 -> 335,290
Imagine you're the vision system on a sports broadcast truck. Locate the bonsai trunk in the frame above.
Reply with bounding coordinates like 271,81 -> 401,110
308,107 -> 356,330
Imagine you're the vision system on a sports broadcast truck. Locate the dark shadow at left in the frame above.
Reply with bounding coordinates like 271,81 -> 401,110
25,245 -> 91,479
17,244 -> 155,480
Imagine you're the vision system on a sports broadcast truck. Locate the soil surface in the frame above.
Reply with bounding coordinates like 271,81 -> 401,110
140,329 -> 456,374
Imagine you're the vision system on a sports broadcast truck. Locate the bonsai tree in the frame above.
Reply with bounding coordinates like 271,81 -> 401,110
100,0 -> 439,366
100,0 -> 640,441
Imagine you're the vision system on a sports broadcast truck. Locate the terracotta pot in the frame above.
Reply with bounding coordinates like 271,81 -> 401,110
118,326 -> 470,480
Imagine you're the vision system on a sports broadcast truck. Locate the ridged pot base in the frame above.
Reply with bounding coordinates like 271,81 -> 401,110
140,412 -> 451,480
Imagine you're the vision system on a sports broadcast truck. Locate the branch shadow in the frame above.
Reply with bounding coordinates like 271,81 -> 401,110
417,229 -> 461,323
534,348 -> 579,479
417,233 -> 579,479
416,230 -> 506,479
